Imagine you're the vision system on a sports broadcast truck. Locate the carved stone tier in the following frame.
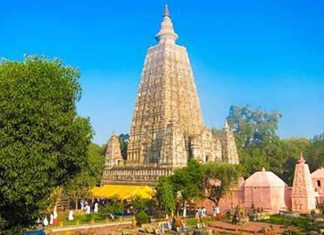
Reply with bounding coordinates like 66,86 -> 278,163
101,165 -> 174,185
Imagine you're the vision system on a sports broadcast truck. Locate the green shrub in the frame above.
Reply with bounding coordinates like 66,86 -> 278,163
262,214 -> 318,232
99,200 -> 125,217
132,197 -> 149,211
135,210 -> 150,225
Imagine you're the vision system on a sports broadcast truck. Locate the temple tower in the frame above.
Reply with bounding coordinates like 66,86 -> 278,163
291,153 -> 316,213
127,5 -> 205,167
101,5 -> 239,185
220,121 -> 239,164
104,132 -> 123,168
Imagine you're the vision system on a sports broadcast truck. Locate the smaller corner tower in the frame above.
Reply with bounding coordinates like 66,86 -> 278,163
220,121 -> 239,164
292,153 -> 316,213
104,132 -> 123,168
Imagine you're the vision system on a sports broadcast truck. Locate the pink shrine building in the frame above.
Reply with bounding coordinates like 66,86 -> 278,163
311,168 -> 324,205
197,154 -> 323,215
197,169 -> 291,214
291,154 -> 316,213
243,168 -> 291,213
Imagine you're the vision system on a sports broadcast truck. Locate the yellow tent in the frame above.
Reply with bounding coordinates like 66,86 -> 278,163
90,185 -> 155,200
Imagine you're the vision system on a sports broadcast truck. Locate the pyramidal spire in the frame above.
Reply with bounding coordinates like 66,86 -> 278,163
156,4 -> 178,44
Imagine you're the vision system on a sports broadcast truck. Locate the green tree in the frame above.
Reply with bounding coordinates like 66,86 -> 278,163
100,199 -> 125,215
227,105 -> 281,148
118,134 -> 129,160
65,143 -> 105,209
156,176 -> 176,215
279,138 -> 310,185
0,56 -> 92,233
226,105 -> 283,178
306,136 -> 324,172
170,160 -> 203,217
87,143 -> 106,184
226,105 -> 314,185
202,163 -> 241,207
239,147 -> 269,176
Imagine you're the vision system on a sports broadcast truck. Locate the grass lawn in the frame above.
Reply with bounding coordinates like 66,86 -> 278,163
54,211 -> 112,226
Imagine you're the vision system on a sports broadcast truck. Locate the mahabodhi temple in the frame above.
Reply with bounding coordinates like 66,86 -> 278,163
101,5 -> 239,185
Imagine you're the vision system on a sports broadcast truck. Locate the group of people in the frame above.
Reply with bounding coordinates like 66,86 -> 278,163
196,207 -> 207,218
42,209 -> 58,226
159,216 -> 187,234
195,206 -> 221,219
42,199 -> 102,226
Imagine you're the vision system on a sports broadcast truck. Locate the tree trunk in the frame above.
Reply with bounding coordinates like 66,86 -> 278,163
215,200 -> 219,207
176,203 -> 180,216
183,200 -> 187,217
75,197 -> 78,210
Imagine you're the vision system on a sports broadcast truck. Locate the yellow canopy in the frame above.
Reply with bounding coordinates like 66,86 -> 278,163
90,185 -> 155,200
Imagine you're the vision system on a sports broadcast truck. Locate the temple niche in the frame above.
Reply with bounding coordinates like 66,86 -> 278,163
101,5 -> 239,185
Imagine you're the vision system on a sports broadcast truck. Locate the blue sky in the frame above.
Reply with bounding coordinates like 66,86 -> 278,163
1,0 -> 323,144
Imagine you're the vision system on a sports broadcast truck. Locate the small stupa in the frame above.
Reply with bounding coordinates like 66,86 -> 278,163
291,153 -> 316,213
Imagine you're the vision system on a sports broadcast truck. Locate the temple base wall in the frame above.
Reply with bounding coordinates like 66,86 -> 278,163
101,165 -> 174,185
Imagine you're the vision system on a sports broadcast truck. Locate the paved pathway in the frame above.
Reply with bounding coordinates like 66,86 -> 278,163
206,221 -> 286,234
47,221 -> 132,234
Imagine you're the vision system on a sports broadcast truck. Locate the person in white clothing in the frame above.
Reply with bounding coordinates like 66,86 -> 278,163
68,210 -> 74,221
215,206 -> 220,215
80,199 -> 85,210
49,213 -> 54,225
86,205 -> 91,214
94,202 -> 99,213
43,217 -> 49,226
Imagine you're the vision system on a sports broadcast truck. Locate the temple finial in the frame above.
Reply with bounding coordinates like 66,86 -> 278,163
298,152 -> 305,163
298,152 -> 305,164
164,4 -> 170,17
156,4 -> 178,43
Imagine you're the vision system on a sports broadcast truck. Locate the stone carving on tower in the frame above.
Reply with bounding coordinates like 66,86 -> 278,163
101,5 -> 239,185
291,153 -> 316,213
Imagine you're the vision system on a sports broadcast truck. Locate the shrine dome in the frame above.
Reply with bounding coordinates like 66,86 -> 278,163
243,168 -> 290,213
244,167 -> 287,187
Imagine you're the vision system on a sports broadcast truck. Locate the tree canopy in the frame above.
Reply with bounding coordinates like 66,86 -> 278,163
118,133 -> 129,160
64,143 -> 105,210
225,104 -> 322,185
202,163 -> 241,207
156,176 -> 176,214
306,137 -> 324,172
0,56 -> 92,233
156,160 -> 240,217
227,105 -> 282,148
